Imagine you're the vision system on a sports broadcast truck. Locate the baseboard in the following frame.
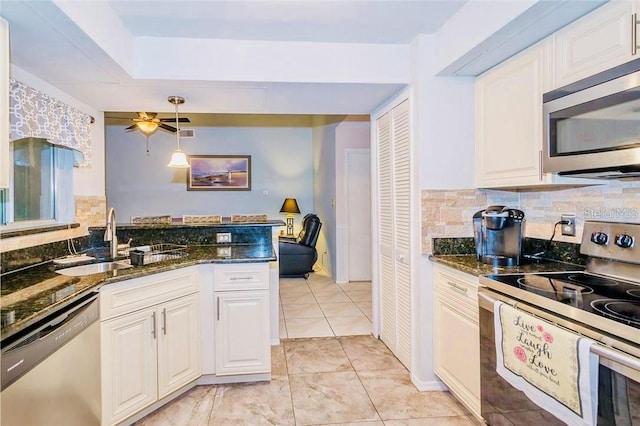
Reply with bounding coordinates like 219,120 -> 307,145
410,373 -> 448,392
271,338 -> 281,345
198,372 -> 271,385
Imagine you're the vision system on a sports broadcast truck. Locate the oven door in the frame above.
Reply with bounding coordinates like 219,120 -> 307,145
478,287 -> 640,425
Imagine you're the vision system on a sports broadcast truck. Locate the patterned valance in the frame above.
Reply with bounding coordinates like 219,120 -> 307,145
9,79 -> 93,167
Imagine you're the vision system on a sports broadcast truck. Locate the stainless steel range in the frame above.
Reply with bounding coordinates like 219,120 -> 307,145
478,220 -> 640,425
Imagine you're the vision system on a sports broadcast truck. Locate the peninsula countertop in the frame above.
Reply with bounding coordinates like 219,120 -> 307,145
1,243 -> 276,340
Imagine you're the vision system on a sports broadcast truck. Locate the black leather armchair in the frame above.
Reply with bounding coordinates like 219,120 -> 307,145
278,214 -> 322,277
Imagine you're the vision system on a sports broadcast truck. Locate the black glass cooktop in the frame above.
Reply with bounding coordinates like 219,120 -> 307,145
485,272 -> 640,329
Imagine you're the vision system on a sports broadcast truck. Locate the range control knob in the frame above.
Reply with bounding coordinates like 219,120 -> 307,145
591,231 -> 608,246
614,234 -> 634,249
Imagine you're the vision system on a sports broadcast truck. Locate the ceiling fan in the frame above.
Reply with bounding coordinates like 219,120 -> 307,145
125,97 -> 191,136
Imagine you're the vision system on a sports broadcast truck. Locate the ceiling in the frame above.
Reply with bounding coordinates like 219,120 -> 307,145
1,0 -> 466,118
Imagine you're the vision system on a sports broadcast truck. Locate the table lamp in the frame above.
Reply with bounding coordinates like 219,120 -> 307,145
279,198 -> 300,236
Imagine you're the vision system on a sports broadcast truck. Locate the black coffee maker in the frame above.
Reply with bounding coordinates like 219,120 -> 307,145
473,206 -> 525,266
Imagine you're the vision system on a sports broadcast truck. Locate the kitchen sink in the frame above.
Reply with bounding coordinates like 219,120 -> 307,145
55,261 -> 133,276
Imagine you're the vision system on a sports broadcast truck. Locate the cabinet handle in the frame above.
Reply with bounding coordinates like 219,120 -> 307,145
633,14 -> 638,56
151,311 -> 157,339
230,276 -> 253,281
538,150 -> 543,181
217,297 -> 220,321
447,281 -> 469,294
162,308 -> 167,335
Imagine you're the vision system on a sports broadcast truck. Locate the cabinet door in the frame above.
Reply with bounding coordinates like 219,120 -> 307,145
215,290 -> 270,375
554,1 -> 638,89
433,296 -> 480,417
157,294 -> 201,398
475,40 -> 551,188
0,18 -> 9,189
101,308 -> 158,426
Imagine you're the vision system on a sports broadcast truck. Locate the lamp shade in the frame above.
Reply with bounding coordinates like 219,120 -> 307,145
279,198 -> 300,214
136,121 -> 158,135
167,149 -> 190,168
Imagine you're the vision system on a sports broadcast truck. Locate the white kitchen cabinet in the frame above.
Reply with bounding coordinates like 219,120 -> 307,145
100,268 -> 200,426
215,290 -> 270,375
213,263 -> 271,376
475,39 -> 553,189
1,17 -> 10,189
432,264 -> 481,419
553,1 -> 640,89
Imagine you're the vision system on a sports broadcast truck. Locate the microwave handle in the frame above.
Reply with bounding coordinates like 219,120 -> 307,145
538,150 -> 543,181
633,14 -> 638,56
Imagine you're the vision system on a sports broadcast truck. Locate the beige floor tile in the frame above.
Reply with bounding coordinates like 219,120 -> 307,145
311,284 -> 346,294
358,371 -> 467,420
282,303 -> 324,319
321,422 -> 384,426
280,292 -> 317,304
354,300 -> 372,317
319,302 -> 363,317
280,279 -> 307,289
327,316 -> 372,336
384,416 -> 481,425
339,282 -> 372,292
289,371 -> 380,425
279,319 -> 288,339
306,273 -> 334,284
208,377 -> 294,425
134,385 -> 216,426
284,338 -> 352,374
313,291 -> 351,303
280,285 -> 313,296
344,289 -> 372,302
339,335 -> 406,372
271,345 -> 288,378
286,317 -> 334,338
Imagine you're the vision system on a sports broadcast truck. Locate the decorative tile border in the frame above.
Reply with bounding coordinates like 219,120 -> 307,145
183,215 -> 222,224
231,214 -> 268,223
130,215 -> 173,225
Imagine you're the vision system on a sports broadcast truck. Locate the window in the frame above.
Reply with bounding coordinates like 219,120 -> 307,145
1,138 -> 75,228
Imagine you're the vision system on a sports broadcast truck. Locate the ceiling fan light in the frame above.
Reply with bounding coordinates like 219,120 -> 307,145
167,149 -> 190,168
136,121 -> 158,135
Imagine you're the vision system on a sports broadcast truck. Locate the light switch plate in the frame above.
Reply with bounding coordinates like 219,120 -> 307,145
216,232 -> 232,243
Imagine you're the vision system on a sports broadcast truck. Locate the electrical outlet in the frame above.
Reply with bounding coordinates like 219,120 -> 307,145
216,232 -> 232,243
561,214 -> 576,236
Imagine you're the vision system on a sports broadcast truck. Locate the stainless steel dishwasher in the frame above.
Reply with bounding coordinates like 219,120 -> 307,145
1,292 -> 101,426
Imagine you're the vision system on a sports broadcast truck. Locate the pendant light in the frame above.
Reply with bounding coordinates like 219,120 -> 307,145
167,95 -> 190,168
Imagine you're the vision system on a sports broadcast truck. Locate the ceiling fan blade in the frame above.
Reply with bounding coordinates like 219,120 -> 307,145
160,117 -> 191,123
125,124 -> 137,130
159,123 -> 177,132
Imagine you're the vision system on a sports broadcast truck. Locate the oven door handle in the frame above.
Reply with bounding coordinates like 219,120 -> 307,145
478,290 -> 640,372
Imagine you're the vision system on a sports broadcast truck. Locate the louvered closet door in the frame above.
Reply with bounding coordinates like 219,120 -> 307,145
391,99 -> 411,368
376,110 -> 396,353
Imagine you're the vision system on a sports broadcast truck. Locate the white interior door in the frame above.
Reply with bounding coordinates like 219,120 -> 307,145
346,149 -> 372,282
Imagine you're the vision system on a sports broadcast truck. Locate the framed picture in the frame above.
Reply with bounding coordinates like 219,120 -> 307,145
187,155 -> 251,191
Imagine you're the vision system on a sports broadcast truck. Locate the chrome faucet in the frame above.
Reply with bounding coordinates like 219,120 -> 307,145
104,207 -> 118,259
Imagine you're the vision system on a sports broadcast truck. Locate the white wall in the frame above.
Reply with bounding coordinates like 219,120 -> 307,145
408,34 -> 476,390
334,120 -> 370,283
105,124 -> 313,222
11,65 -> 105,197
312,117 -> 339,278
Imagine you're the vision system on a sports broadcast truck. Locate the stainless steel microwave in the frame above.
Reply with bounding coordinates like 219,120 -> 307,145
543,60 -> 640,179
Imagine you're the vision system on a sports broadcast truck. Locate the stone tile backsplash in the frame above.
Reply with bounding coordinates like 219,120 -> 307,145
422,181 -> 640,254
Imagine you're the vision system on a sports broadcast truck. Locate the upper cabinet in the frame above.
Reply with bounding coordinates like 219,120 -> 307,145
553,1 -> 640,89
1,17 -> 9,189
475,39 -> 554,189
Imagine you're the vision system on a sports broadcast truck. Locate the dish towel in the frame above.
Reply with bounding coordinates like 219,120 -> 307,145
494,301 -> 599,426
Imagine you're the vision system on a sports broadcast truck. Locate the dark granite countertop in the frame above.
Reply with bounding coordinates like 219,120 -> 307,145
428,254 -> 583,277
1,243 -> 276,340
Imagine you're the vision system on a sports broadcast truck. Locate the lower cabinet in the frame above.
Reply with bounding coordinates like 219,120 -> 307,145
432,264 -> 481,419
215,290 -> 270,375
100,268 -> 201,426
214,263 -> 271,376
